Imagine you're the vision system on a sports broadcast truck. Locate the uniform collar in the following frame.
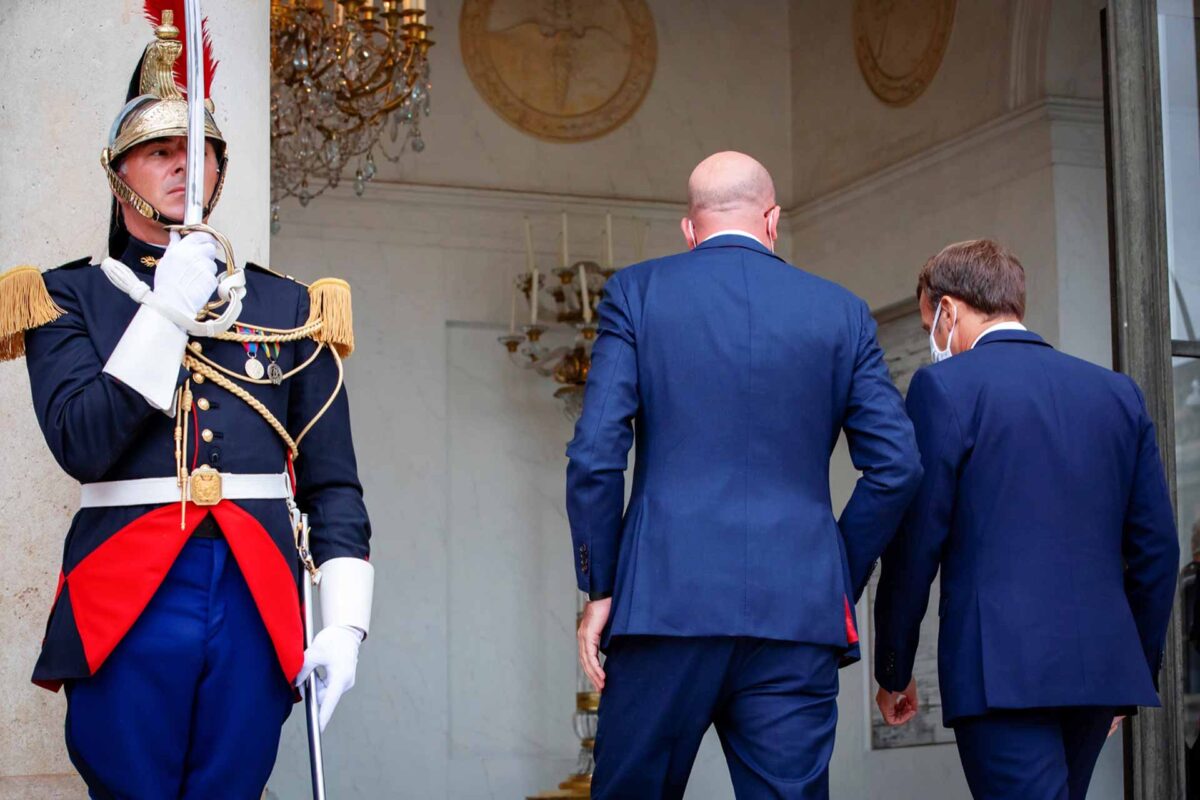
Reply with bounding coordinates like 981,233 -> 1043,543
118,236 -> 166,272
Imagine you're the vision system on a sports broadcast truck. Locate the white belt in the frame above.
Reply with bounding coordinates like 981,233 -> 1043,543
80,471 -> 292,508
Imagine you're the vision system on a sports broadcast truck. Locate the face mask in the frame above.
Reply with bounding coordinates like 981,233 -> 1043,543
687,219 -> 698,249
929,300 -> 957,363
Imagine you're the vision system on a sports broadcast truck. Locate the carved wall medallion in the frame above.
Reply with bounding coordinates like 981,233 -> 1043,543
853,0 -> 956,107
460,0 -> 657,142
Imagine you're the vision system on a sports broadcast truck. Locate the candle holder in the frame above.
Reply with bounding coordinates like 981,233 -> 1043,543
497,334 -> 524,354
503,214 -> 648,800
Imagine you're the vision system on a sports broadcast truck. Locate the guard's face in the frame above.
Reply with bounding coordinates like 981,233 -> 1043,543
118,136 -> 220,222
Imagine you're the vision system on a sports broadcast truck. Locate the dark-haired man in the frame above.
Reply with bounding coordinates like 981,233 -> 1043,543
874,239 -> 1179,798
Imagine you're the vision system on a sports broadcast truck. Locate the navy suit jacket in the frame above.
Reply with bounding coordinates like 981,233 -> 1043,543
565,234 -> 922,661
874,330 -> 1179,724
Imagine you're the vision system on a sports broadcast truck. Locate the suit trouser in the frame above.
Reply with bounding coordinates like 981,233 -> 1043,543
64,537 -> 294,800
952,706 -> 1115,800
592,635 -> 840,800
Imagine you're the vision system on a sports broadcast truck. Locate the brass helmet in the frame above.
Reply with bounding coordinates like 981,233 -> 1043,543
104,8 -> 227,249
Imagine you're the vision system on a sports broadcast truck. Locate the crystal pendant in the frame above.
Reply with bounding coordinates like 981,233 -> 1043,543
293,42 -> 310,71
354,170 -> 366,196
412,136 -> 425,153
270,205 -> 281,235
363,153 -> 377,180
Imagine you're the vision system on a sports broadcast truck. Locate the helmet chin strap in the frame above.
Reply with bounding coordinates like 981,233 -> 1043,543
104,148 -> 228,230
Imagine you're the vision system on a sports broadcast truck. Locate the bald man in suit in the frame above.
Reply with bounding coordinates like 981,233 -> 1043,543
566,152 -> 922,799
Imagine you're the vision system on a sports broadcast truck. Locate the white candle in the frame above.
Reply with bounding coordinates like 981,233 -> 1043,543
605,212 -> 613,269
530,268 -> 539,326
523,216 -> 535,270
579,264 -> 592,323
561,211 -> 569,268
509,277 -> 517,333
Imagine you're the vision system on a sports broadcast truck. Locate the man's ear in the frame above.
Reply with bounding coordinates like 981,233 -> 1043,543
766,205 -> 781,243
680,217 -> 696,250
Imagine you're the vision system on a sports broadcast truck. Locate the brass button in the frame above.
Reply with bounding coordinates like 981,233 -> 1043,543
197,398 -> 210,411
201,429 -> 214,443
192,372 -> 205,384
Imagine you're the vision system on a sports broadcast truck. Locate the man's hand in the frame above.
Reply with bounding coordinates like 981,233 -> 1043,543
1108,715 -> 1125,738
577,597 -> 611,691
295,624 -> 364,732
876,678 -> 919,726
154,231 -> 218,317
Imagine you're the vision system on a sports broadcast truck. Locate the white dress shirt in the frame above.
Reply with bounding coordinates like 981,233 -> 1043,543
702,229 -> 769,248
971,321 -> 1027,350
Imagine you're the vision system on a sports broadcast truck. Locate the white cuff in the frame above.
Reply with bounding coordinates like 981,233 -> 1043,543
102,305 -> 188,412
319,557 -> 375,637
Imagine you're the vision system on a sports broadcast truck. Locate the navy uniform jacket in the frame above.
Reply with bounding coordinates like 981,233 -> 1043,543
565,234 -> 923,661
874,330 -> 1179,724
23,237 -> 371,689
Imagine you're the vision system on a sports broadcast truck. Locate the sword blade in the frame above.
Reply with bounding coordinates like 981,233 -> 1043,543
183,0 -> 206,225
302,516 -> 328,800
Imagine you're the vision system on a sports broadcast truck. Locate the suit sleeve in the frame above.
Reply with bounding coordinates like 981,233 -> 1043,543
565,276 -> 638,598
1122,380 -> 1180,688
288,290 -> 372,566
873,367 -> 961,691
839,300 -> 924,600
23,274 -> 164,483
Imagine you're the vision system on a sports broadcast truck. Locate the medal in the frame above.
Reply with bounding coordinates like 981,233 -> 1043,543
237,326 -> 266,380
268,362 -> 283,385
245,358 -> 266,380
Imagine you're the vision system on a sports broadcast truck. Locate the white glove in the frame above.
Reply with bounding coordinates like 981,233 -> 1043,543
154,231 -> 218,316
294,557 -> 375,732
295,624 -> 363,732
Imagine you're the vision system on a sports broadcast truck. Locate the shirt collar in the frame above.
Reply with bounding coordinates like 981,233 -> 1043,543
702,229 -> 769,248
971,321 -> 1027,350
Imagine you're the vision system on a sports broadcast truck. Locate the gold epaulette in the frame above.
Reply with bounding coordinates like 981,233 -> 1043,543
304,277 -> 355,359
0,265 -> 65,362
245,262 -> 354,359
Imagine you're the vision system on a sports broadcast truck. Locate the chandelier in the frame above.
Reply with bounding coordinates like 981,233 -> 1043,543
269,0 -> 434,230
499,213 -> 648,419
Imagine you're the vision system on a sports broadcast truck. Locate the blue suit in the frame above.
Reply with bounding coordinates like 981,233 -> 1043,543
874,329 -> 1179,798
566,234 -> 922,798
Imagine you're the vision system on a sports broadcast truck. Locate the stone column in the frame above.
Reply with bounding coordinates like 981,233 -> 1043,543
0,2 -> 268,795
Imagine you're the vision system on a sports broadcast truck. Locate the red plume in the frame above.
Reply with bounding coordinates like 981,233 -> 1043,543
143,0 -> 218,96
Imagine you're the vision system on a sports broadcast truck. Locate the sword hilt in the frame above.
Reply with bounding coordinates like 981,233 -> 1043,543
166,222 -> 239,315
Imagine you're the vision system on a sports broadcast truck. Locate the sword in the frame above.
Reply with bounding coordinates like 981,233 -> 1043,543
178,0 -> 240,312
300,512 -> 328,800
182,0 -> 206,226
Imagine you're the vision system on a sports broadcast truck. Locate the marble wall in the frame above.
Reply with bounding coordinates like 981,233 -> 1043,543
313,0 -> 794,205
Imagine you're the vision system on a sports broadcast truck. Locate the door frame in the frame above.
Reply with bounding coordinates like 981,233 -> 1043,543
1102,2 -> 1188,797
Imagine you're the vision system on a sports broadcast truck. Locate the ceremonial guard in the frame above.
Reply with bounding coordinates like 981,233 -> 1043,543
0,4 -> 373,797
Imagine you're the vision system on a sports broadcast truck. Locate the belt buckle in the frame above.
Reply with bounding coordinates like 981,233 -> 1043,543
189,466 -> 223,507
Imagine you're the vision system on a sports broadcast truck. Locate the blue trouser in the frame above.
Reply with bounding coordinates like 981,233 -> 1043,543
593,635 -> 840,800
952,706 -> 1115,800
64,538 -> 294,800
